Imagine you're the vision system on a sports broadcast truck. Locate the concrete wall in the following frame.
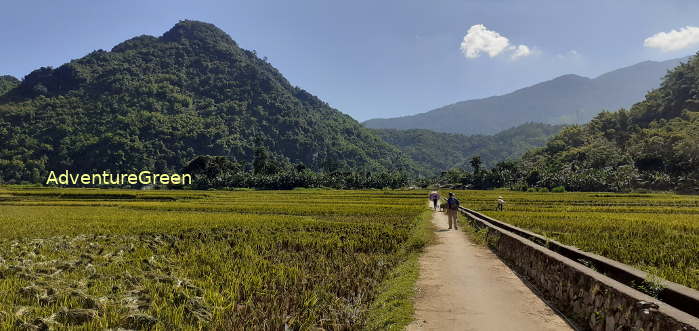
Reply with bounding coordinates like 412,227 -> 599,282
463,212 -> 699,331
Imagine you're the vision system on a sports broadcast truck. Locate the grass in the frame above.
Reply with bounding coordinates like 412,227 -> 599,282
459,220 -> 489,247
447,189 -> 699,291
0,187 -> 430,330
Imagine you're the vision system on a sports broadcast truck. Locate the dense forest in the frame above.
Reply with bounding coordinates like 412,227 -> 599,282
181,122 -> 562,189
0,20 -> 416,184
517,53 -> 698,192
182,153 -> 410,189
372,123 -> 563,176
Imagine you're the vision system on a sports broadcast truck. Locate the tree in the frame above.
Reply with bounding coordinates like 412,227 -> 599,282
470,156 -> 482,174
253,146 -> 273,175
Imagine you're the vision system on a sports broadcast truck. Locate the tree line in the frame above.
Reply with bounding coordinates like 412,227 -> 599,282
183,151 -> 409,189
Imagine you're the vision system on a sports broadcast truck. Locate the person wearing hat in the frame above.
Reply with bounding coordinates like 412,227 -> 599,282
446,192 -> 460,230
497,196 -> 505,211
429,191 -> 440,211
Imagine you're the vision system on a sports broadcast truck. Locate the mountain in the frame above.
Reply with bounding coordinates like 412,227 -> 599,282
363,57 -> 689,135
0,75 -> 19,96
0,20 -> 415,183
373,123 -> 564,176
520,53 -> 699,192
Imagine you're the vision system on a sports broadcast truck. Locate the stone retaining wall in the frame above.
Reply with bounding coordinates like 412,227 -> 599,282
463,212 -> 699,331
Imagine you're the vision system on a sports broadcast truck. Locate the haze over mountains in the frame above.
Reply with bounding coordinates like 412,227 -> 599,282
363,57 -> 689,135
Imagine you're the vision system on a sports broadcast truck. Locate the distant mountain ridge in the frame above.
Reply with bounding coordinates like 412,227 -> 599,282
363,57 -> 690,135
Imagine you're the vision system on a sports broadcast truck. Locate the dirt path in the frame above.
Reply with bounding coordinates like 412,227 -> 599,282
407,208 -> 573,331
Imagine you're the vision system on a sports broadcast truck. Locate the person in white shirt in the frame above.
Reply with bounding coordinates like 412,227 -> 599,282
497,196 -> 505,211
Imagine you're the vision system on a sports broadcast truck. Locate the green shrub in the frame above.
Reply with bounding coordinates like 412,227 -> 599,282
551,185 -> 566,193
511,183 -> 528,192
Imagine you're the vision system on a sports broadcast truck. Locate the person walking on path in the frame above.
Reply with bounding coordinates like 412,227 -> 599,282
446,192 -> 460,230
429,191 -> 440,211
407,209 -> 573,331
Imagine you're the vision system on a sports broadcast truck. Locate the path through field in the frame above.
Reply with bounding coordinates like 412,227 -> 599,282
407,208 -> 573,331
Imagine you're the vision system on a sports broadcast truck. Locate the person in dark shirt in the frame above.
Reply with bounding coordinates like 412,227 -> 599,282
446,192 -> 460,230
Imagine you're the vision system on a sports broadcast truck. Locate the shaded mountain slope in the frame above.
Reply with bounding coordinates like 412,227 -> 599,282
373,122 -> 564,176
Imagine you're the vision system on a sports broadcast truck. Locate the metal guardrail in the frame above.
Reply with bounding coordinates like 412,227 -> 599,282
459,206 -> 699,319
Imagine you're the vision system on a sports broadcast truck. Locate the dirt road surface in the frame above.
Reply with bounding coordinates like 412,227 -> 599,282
407,208 -> 573,331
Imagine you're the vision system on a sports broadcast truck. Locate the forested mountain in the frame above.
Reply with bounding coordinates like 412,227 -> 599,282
373,123 -> 563,176
0,20 -> 416,183
0,75 -> 19,96
363,57 -> 688,135
520,53 -> 699,192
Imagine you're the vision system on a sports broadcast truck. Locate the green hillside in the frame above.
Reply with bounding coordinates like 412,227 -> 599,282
373,123 -> 564,176
521,53 -> 698,192
0,20 -> 415,183
0,75 -> 19,96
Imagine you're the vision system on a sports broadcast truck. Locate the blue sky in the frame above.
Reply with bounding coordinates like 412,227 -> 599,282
1,1 -> 698,121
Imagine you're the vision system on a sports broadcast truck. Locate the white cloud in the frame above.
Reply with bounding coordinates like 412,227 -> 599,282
644,26 -> 699,52
460,24 -> 533,60
511,45 -> 531,60
460,24 -> 510,58
556,50 -> 581,59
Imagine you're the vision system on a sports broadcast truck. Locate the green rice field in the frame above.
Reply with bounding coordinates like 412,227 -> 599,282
2,186 -> 698,330
452,190 -> 699,291
0,187 -> 430,330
